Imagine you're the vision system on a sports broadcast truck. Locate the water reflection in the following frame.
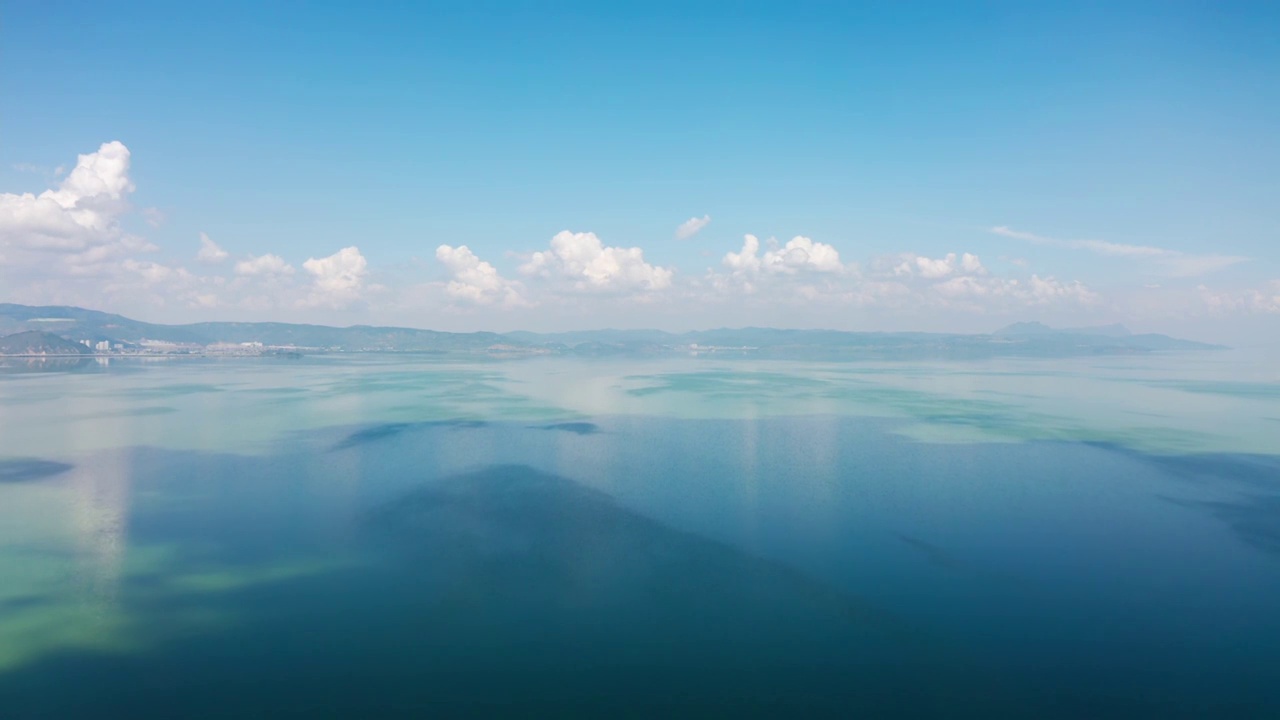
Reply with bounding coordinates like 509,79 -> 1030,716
0,385 -> 1279,715
0,357 -> 93,374
68,453 -> 133,613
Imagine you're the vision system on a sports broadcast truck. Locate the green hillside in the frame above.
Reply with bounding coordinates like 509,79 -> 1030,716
0,331 -> 92,356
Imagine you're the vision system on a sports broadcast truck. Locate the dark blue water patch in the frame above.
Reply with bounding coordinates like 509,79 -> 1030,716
330,419 -> 489,450
0,462 -> 1014,717
532,421 -> 602,435
98,383 -> 227,399
0,458 -> 73,484
1162,494 -> 1280,557
5,420 -> 1280,716
896,534 -> 961,570
364,465 -> 904,633
76,406 -> 178,420
0,595 -> 48,612
1085,442 -> 1280,491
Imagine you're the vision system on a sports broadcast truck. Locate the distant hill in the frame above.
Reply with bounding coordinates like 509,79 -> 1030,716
995,321 -> 1132,337
0,304 -> 1225,359
993,321 -> 1219,352
0,303 -> 502,352
0,331 -> 92,356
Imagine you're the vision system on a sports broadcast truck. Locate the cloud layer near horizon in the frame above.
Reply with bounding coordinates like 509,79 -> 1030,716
1,142 -> 1275,330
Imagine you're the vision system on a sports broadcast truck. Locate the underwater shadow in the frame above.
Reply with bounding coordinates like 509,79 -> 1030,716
530,421 -> 602,435
1084,442 -> 1280,491
896,533 -> 961,571
0,461 -> 1025,718
331,419 -> 489,450
1161,494 -> 1280,557
0,459 -> 73,484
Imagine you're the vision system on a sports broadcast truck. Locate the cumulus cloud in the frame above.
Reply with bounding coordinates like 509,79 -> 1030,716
519,231 -> 673,293
121,259 -> 193,286
915,256 -> 954,279
893,252 -> 986,279
1026,275 -> 1098,304
710,234 -> 855,303
0,141 -> 380,317
722,234 -> 763,276
234,253 -> 293,276
765,236 -> 844,274
991,225 -> 1246,278
0,140 -> 1240,327
722,234 -> 845,277
197,233 -> 229,264
436,244 -> 527,306
923,274 -> 1097,311
869,247 -> 1095,310
674,214 -> 711,240
301,246 -> 368,308
0,141 -> 135,254
1197,280 -> 1280,314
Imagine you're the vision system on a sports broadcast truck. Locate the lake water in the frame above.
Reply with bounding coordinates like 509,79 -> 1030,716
1,353 -> 1278,717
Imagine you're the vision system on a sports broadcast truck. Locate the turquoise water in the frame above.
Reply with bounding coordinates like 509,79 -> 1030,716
1,354 -> 1278,716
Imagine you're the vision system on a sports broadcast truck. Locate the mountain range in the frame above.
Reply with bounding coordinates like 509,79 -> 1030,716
0,303 -> 1223,359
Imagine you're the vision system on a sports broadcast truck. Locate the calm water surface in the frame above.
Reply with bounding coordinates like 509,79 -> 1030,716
1,353 -> 1278,717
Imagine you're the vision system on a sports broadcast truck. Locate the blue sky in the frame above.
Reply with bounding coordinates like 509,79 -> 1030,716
1,1 -> 1277,339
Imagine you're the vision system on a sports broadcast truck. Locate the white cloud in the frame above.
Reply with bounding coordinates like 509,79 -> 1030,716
722,234 -> 845,277
836,247 -> 1097,312
1197,280 -> 1280,314
38,141 -> 134,234
0,145 -> 1249,328
911,273 -> 1095,308
1149,254 -> 1248,278
718,236 -> 880,305
893,252 -> 986,279
765,236 -> 844,274
234,253 -> 293,276
931,275 -> 1000,299
991,225 -> 1246,278
1027,275 -> 1098,304
674,214 -> 711,240
0,141 -> 135,253
197,233 -> 229,264
722,234 -> 763,276
915,255 -> 954,279
67,236 -> 158,274
989,226 -> 1050,244
301,246 -> 367,308
142,207 -> 165,227
121,259 -> 191,286
436,244 -> 527,306
519,231 -> 673,293
0,142 -> 377,317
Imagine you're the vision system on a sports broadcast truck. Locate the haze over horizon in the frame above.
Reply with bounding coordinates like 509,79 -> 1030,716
2,2 -> 1277,345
